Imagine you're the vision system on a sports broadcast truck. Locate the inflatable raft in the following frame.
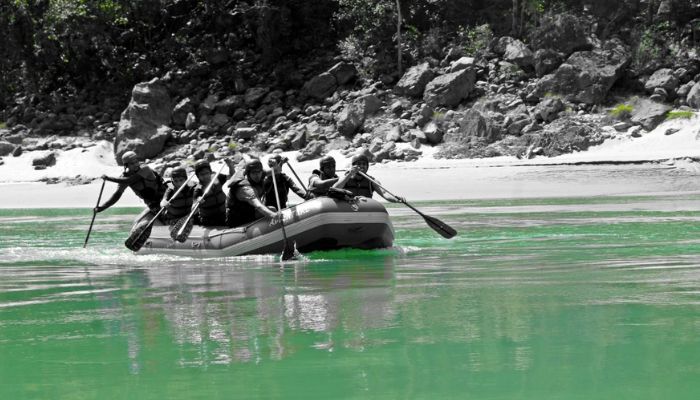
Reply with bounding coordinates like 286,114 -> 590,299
134,196 -> 394,257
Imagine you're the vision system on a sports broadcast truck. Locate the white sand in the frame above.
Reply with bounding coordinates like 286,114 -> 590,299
2,116 -> 700,208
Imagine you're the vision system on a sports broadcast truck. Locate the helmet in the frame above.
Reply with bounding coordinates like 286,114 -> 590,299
351,154 -> 369,166
319,155 -> 336,168
194,160 -> 211,174
171,166 -> 187,179
268,153 -> 282,167
244,158 -> 263,174
121,151 -> 138,164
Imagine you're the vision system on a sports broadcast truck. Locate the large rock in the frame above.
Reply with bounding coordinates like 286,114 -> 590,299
336,103 -> 365,136
529,13 -> 592,55
297,140 -> 326,162
32,152 -> 57,168
534,49 -> 565,77
328,62 -> 357,85
437,109 -> 502,157
114,78 -> 172,164
423,67 -> 477,107
395,63 -> 435,97
0,141 -> 14,156
494,37 -> 534,70
302,72 -> 337,100
172,97 -> 194,127
528,38 -> 631,105
525,117 -> 603,157
686,82 -> 700,108
644,68 -> 679,95
629,98 -> 672,130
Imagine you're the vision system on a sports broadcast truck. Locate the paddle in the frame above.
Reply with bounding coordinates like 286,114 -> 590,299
270,165 -> 297,261
83,178 -> 106,248
124,172 -> 195,251
356,170 -> 457,239
281,158 -> 309,193
173,163 -> 226,243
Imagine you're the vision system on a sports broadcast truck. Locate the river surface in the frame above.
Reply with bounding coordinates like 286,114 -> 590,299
2,195 -> 700,399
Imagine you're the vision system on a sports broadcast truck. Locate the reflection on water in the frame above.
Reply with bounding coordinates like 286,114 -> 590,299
2,195 -> 700,399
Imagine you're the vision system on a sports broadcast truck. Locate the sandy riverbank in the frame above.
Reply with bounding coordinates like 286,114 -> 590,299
1,116 -> 700,208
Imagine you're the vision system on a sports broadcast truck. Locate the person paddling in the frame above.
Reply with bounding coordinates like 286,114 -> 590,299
333,154 -> 404,203
94,151 -> 166,217
308,155 -> 339,197
263,152 -> 311,209
159,166 -> 195,224
226,158 -> 277,227
191,159 -> 235,227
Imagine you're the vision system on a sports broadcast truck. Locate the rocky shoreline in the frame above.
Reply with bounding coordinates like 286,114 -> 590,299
2,13 -> 700,183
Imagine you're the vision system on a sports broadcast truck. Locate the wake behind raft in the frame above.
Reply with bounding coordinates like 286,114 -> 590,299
130,195 -> 394,257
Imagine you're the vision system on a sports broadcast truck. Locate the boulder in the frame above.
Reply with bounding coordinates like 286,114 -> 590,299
686,82 -> 700,108
356,94 -> 383,117
527,38 -> 631,105
302,72 -> 337,100
534,49 -> 565,77
629,98 -> 673,131
172,98 -> 195,127
0,141 -> 14,156
297,140 -> 326,162
328,62 -> 357,85
422,121 -> 443,144
244,87 -> 269,108
494,37 -> 534,70
533,97 -> 565,122
449,57 -> 475,73
423,67 -> 477,107
114,78 -> 172,164
336,103 -> 365,136
644,68 -> 679,95
32,152 -> 57,168
529,13 -> 592,55
395,63 -> 435,97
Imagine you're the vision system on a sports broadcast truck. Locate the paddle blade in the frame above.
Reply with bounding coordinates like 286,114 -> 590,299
281,240 -> 297,261
170,216 -> 194,243
423,214 -> 458,239
125,222 -> 152,251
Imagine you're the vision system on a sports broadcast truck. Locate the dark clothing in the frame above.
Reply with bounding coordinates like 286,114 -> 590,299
308,169 -> 338,196
263,172 -> 306,209
194,174 -> 228,226
226,177 -> 265,227
162,182 -> 195,222
100,166 -> 165,212
343,174 -> 375,198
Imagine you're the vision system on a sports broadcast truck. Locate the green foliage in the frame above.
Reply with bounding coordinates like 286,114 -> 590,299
457,24 -> 493,55
610,104 -> 634,119
228,141 -> 238,151
0,121 -> 6,129
666,110 -> 695,120
631,21 -> 673,70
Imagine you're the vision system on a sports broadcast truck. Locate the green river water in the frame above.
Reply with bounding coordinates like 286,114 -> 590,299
2,195 -> 700,399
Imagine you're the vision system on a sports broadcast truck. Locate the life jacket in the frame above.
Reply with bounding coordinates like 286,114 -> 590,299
128,166 -> 165,206
344,174 -> 374,198
163,182 -> 194,221
263,172 -> 289,209
195,180 -> 227,225
226,177 -> 264,227
308,169 -> 338,196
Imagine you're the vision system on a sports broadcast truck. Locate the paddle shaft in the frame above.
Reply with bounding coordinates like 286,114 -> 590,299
83,179 -> 106,248
270,169 -> 294,260
356,170 -> 457,239
282,160 -> 308,193
130,172 -> 196,244
176,163 -> 226,238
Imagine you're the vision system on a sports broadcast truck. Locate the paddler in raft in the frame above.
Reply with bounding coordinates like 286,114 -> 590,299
94,151 -> 166,220
333,153 -> 404,203
225,157 -> 277,227
191,158 -> 236,227
263,150 -> 312,210
158,166 -> 195,224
